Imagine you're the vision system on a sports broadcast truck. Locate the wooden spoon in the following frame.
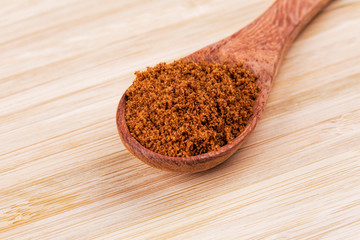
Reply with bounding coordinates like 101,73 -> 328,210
117,0 -> 333,173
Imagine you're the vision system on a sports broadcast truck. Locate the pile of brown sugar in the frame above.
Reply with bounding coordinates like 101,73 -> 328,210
125,59 -> 260,157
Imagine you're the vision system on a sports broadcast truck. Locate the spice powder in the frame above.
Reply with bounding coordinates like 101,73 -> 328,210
125,59 -> 260,157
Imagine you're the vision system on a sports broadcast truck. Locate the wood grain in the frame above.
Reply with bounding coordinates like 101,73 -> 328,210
1,0 -> 360,239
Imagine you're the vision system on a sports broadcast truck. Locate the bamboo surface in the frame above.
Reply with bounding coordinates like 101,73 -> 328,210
1,0 -> 360,239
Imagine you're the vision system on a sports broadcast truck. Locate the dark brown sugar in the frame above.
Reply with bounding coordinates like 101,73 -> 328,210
125,59 -> 260,157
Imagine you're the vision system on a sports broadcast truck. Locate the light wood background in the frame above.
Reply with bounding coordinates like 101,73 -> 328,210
1,0 -> 359,239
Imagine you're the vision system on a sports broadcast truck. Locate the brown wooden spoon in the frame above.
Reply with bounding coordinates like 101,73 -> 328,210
117,0 -> 333,173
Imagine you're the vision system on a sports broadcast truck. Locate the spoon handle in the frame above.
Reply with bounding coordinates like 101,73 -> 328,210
188,0 -> 333,80
228,0 -> 333,77
249,0 -> 333,64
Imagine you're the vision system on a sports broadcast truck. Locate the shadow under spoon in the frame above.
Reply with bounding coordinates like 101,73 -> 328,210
117,0 -> 333,173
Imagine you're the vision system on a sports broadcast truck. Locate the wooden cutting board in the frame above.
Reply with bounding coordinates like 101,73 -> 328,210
1,0 -> 359,239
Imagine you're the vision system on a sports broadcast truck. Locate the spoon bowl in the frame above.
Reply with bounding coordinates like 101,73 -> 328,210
117,0 -> 332,173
